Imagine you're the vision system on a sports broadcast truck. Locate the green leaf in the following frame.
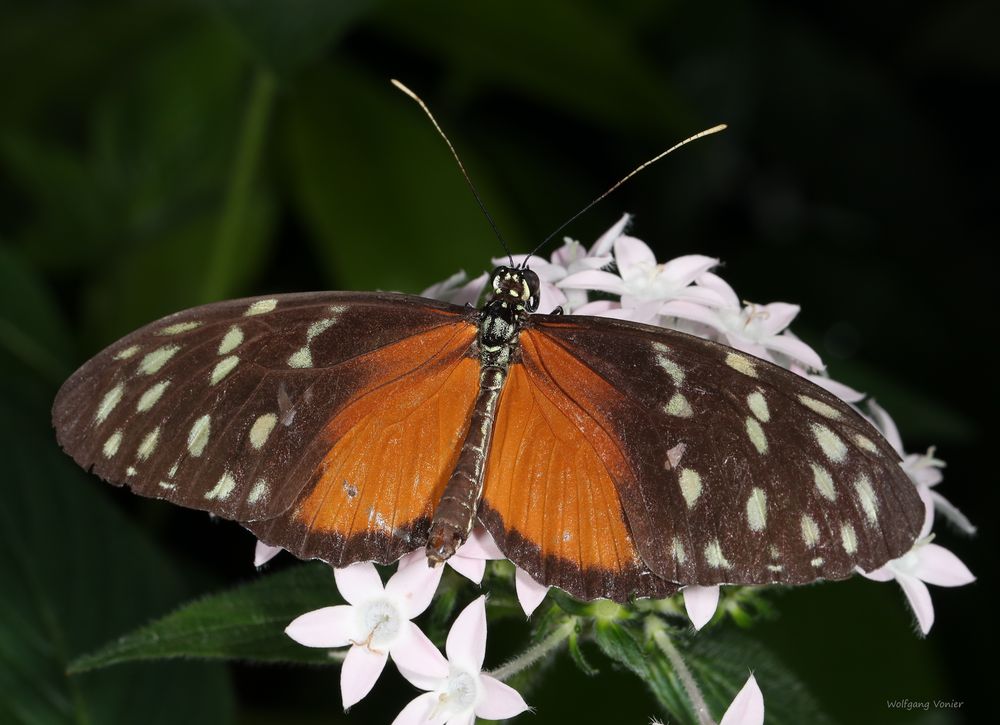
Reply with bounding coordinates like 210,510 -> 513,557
69,563 -> 343,672
0,398 -> 233,724
215,0 -> 377,75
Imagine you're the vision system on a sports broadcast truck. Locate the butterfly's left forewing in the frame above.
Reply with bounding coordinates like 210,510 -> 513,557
53,292 -> 479,565
498,313 -> 924,594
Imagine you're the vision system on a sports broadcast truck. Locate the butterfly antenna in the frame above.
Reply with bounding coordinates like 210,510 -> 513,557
391,79 -> 514,266
526,124 -> 728,261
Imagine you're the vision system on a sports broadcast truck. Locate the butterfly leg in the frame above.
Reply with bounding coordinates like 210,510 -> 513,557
426,367 -> 505,564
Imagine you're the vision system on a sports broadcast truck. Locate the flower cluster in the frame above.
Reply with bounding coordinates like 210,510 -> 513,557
271,215 -> 974,723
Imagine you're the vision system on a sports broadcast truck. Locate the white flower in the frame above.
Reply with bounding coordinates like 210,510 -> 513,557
719,674 -> 765,725
421,270 -> 489,306
682,585 -> 720,630
253,540 -> 282,567
393,596 -> 530,725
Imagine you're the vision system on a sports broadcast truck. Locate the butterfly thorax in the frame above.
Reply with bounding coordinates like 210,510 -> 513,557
425,266 -> 540,565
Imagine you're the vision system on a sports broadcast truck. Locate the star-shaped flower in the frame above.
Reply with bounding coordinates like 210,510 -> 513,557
393,596 -> 530,725
286,555 -> 444,710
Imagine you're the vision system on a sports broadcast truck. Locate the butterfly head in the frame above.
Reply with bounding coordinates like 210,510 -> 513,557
488,266 -> 540,313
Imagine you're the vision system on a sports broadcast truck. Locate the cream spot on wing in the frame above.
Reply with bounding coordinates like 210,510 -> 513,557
306,317 -> 337,342
811,463 -> 837,501
811,557 -> 825,567
158,481 -> 176,490
678,468 -> 702,508
705,540 -> 732,568
854,475 -> 879,524
205,471 -> 237,500
725,352 -> 757,377
187,414 -> 211,457
245,298 -> 278,316
841,523 -> 858,554
801,515 -> 820,547
168,461 -> 179,478
137,426 -> 160,461
247,478 -> 268,504
854,434 -> 879,453
136,380 -> 170,412
769,545 -> 780,559
746,487 -> 768,531
211,355 -> 240,385
767,564 -> 784,572
655,353 -> 685,385
249,413 -> 277,450
218,325 -> 244,355
798,395 -> 842,420
288,347 -> 313,368
745,417 -> 768,454
671,537 -> 687,564
665,393 -> 693,418
747,390 -> 770,422
158,321 -> 201,335
103,430 -> 123,458
114,345 -> 141,360
126,466 -> 137,476
95,382 -> 125,423
139,345 -> 181,375
811,423 -> 847,462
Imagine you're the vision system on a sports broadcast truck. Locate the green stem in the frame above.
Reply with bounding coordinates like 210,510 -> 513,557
200,67 -> 277,303
489,618 -> 575,682
650,622 -> 714,725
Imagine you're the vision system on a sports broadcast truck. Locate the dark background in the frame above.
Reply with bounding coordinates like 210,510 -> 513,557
0,1 -> 995,723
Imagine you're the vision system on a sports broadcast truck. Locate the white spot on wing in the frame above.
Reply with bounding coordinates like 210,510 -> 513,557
746,488 -> 767,531
747,390 -> 770,422
306,317 -> 337,341
799,395 -> 842,420
103,430 -> 123,458
218,325 -> 244,355
811,463 -> 837,501
725,352 -> 757,377
801,514 -> 820,548
136,380 -> 170,412
665,393 -> 693,418
653,345 -> 685,385
745,417 -> 768,454
114,345 -> 140,360
841,523 -> 858,554
245,298 -> 277,316
95,383 -> 125,423
811,557 -> 825,567
249,413 -> 277,449
854,434 -> 879,453
705,540 -> 732,568
247,478 -> 268,504
678,468 -> 702,508
139,345 -> 180,375
205,471 -> 237,500
187,414 -> 211,457
137,426 -> 160,461
211,356 -> 240,385
671,538 -> 687,564
288,347 -> 312,368
811,423 -> 847,462
159,321 -> 201,335
854,475 -> 879,524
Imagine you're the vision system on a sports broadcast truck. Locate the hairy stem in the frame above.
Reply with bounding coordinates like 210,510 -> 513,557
489,618 -> 576,682
650,623 -> 714,725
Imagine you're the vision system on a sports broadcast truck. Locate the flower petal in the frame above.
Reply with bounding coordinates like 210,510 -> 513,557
590,213 -> 631,255
285,605 -> 357,648
754,302 -> 799,336
445,711 -> 476,725
866,399 -> 904,454
929,490 -> 977,536
613,235 -> 657,274
341,644 -> 388,710
683,585 -> 720,630
458,526 -> 505,559
573,300 -> 619,316
392,692 -> 445,725
805,373 -> 865,402
695,272 -> 740,309
657,254 -> 718,285
537,282 -> 568,314
765,334 -> 824,370
912,544 -> 976,587
660,300 -> 726,330
448,555 -> 487,584
897,574 -> 934,635
393,621 -> 449,688
558,269 -> 626,295
515,568 -> 550,616
918,486 -> 935,539
476,674 -> 531,720
335,561 -> 384,605
859,564 -> 896,583
446,595 -> 488,672
386,551 -> 445,619
719,674 -> 765,725
254,541 -> 282,567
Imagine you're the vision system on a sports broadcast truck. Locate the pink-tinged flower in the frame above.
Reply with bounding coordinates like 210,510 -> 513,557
393,596 -> 530,725
254,540 -> 282,567
861,505 -> 975,635
719,674 -> 765,725
560,236 -> 720,311
682,585 -> 720,630
662,273 -> 823,370
514,567 -> 550,617
422,270 -> 489,306
286,556 -> 444,710
789,365 -> 866,402
867,400 -> 976,535
397,526 -> 505,586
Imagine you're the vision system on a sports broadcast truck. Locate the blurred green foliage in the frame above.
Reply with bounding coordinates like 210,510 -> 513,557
1,0 -> 994,723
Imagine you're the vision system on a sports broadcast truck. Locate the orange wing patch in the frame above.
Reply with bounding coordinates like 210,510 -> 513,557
293,323 -> 478,563
481,331 -> 675,601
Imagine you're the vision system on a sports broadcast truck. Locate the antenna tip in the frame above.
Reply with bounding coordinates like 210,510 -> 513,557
391,79 -> 417,99
708,123 -> 728,134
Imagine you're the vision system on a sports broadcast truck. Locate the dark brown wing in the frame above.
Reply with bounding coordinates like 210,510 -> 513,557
53,292 -> 479,564
496,313 -> 923,592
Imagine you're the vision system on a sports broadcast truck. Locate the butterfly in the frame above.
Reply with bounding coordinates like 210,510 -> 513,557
51,260 -> 924,602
